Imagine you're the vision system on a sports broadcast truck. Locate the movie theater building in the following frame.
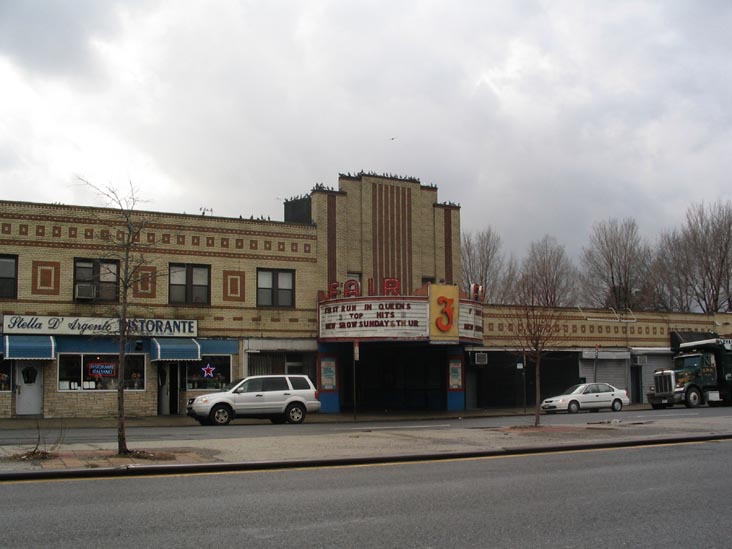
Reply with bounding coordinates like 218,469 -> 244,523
294,174 -> 481,413
0,172 -> 473,418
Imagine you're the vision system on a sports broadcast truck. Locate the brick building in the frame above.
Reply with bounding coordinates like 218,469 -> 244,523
1,172 -> 729,418
0,173 -> 465,418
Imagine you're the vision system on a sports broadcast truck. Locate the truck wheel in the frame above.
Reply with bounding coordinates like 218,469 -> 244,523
567,400 -> 580,414
685,387 -> 702,408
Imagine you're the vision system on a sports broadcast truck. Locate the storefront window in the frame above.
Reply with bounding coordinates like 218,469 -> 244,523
184,356 -> 232,390
0,360 -> 11,391
58,354 -> 145,390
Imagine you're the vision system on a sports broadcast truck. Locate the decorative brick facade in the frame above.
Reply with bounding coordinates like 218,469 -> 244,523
2,173 -> 724,418
0,174 -> 464,418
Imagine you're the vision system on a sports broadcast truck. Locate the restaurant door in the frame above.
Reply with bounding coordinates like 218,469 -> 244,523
15,362 -> 43,416
158,362 -> 180,415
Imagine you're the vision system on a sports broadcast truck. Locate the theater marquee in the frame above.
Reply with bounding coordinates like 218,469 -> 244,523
318,290 -> 484,343
319,298 -> 429,341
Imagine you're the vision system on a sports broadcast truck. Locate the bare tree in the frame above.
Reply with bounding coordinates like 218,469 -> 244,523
507,236 -> 576,426
499,255 -> 520,304
676,202 -> 732,312
79,178 -> 149,455
461,228 -> 505,302
581,218 -> 651,310
649,202 -> 732,313
646,231 -> 696,312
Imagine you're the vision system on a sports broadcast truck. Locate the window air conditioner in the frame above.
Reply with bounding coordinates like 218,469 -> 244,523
474,352 -> 488,365
631,355 -> 647,366
75,283 -> 97,300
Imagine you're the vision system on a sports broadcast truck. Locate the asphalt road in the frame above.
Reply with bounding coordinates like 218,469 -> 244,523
2,439 -> 730,548
1,405 -> 730,446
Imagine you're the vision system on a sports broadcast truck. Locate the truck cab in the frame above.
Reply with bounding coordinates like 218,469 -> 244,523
647,334 -> 732,409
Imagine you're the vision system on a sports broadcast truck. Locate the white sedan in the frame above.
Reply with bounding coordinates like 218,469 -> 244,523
541,383 -> 629,414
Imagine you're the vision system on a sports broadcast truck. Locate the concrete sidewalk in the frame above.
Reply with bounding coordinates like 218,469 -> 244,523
0,405 -> 536,430
2,406 -> 731,480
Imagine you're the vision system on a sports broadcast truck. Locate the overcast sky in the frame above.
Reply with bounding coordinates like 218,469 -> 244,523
1,0 -> 731,259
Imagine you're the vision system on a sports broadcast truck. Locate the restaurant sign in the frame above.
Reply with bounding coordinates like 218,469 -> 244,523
2,315 -> 198,338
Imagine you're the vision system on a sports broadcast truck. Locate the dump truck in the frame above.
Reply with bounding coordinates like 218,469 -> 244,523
647,331 -> 732,409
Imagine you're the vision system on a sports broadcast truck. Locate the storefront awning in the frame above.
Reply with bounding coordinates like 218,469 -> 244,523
151,338 -> 201,361
3,335 -> 57,359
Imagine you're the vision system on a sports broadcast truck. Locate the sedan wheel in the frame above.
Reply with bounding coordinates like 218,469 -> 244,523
285,402 -> 306,424
568,400 -> 580,414
611,399 -> 623,412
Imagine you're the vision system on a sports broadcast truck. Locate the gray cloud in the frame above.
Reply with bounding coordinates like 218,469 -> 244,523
0,0 -> 136,78
1,0 -> 731,261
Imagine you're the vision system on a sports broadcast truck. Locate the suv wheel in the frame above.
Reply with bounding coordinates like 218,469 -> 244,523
285,402 -> 306,424
210,404 -> 233,426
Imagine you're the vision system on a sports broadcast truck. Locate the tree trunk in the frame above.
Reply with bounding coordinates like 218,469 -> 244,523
534,354 -> 542,427
117,244 -> 131,455
117,320 -> 129,455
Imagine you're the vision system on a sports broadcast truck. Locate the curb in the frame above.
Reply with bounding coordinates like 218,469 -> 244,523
2,432 -> 731,482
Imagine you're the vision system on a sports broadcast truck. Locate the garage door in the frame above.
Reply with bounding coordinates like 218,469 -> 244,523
580,359 -> 628,391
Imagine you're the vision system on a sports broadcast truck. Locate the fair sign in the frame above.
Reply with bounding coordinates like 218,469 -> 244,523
3,315 -> 198,338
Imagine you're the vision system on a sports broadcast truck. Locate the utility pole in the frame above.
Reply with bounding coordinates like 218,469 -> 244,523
518,356 -> 526,414
353,340 -> 359,421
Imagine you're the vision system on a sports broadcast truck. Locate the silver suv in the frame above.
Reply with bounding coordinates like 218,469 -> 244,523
187,375 -> 321,425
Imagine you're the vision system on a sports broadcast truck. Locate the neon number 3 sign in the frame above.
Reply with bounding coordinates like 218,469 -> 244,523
435,296 -> 455,332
